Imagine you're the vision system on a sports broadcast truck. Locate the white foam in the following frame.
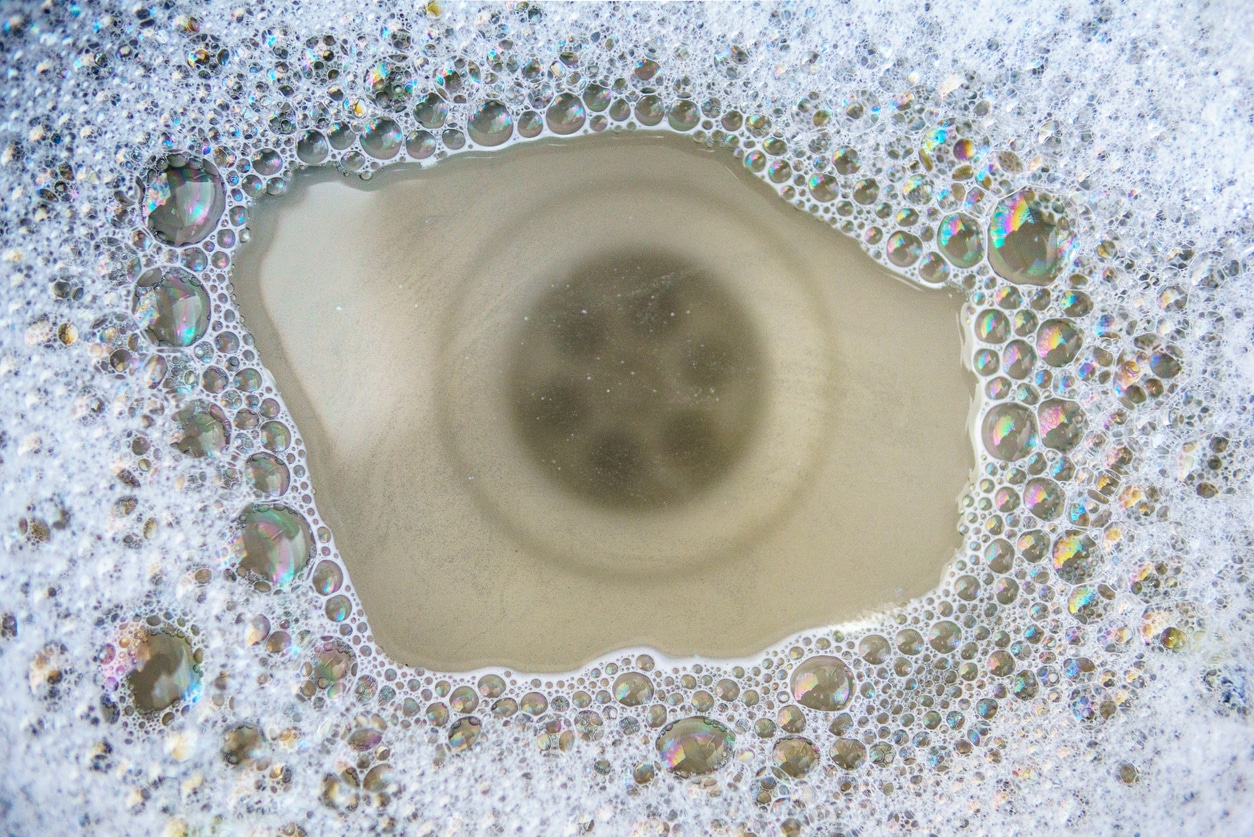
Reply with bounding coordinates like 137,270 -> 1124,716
1,1 -> 1252,833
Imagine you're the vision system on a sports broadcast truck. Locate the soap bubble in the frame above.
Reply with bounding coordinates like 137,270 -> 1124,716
143,157 -> 224,247
245,452 -> 290,497
230,505 -> 313,588
133,267 -> 210,347
1037,399 -> 1085,451
1036,319 -> 1083,366
987,191 -> 1077,286
790,655 -> 854,710
773,737 -> 819,777
468,100 -> 513,147
545,92 -> 586,135
656,717 -> 734,776
123,626 -> 200,714
171,401 -> 229,458
981,403 -> 1038,461
937,213 -> 984,268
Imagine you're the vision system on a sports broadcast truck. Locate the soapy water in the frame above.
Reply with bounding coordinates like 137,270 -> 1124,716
1,1 -> 1253,833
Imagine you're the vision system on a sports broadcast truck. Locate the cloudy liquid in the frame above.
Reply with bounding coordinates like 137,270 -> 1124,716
234,133 -> 972,671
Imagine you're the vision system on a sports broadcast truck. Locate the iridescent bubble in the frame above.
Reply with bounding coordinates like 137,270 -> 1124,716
545,92 -> 586,135
613,672 -> 654,706
832,147 -> 860,174
245,452 -> 290,497
859,634 -> 891,664
468,100 -> 513,147
221,723 -> 265,766
987,650 -> 1015,676
1012,670 -> 1040,700
260,420 -> 291,452
1001,339 -> 1035,379
446,685 -> 477,714
634,95 -> 664,125
133,267 -> 210,347
853,178 -> 879,204
296,130 -> 329,165
171,401 -> 229,458
406,131 -> 436,159
667,100 -> 700,131
361,118 -> 404,159
656,716 -> 734,777
1054,530 -> 1099,583
143,157 -> 225,247
1023,477 -> 1063,520
1036,319 -> 1083,366
478,674 -> 505,698
519,692 -> 548,716
919,253 -> 950,285
231,504 -> 312,588
984,539 -> 1014,573
1037,399 -> 1085,451
808,173 -> 837,202
252,149 -> 282,176
312,560 -> 344,595
125,627 -> 200,714
413,91 -> 449,129
790,655 -> 854,711
895,628 -> 924,655
516,111 -> 543,138
831,738 -> 867,770
1018,529 -> 1050,562
575,709 -> 605,741
1068,585 -> 1108,623
324,595 -> 351,622
980,402 -> 1038,461
311,637 -> 355,699
974,309 -> 1010,343
928,621 -> 962,653
987,190 -> 1077,286
937,213 -> 984,268
449,717 -> 482,752
347,726 -> 382,752
885,231 -> 922,267
582,84 -> 611,112
772,737 -> 818,778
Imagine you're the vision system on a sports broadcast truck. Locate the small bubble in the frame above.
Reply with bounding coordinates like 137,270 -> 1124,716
467,100 -> 513,147
143,157 -> 225,247
988,190 -> 1077,286
656,716 -> 734,776
790,655 -> 854,711
545,92 -> 586,135
125,627 -> 200,714
171,401 -> 229,458
981,402 -> 1038,461
773,737 -> 819,778
133,267 -> 210,347
613,672 -> 654,706
231,504 -> 313,588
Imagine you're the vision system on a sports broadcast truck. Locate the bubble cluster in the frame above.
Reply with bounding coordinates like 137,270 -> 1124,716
2,1 -> 1253,835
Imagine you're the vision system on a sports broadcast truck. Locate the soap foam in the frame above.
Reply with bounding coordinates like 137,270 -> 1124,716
1,1 -> 1253,834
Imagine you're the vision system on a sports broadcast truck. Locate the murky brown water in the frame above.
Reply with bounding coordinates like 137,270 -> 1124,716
234,133 -> 974,671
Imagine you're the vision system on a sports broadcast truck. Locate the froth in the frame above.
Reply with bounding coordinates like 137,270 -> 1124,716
1,1 -> 1253,834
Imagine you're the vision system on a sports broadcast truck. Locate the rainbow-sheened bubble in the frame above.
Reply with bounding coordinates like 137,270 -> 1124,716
987,190 -> 1077,285
132,267 -> 210,348
143,159 -> 224,247
980,402 -> 1038,461
656,716 -> 735,776
232,504 -> 313,588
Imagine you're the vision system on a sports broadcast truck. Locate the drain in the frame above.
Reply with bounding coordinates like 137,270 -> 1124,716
509,250 -> 763,508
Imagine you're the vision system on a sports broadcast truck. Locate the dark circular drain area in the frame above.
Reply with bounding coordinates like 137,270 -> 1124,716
510,250 -> 764,508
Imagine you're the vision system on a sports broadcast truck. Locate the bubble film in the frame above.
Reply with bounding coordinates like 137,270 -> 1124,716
2,1 -> 1254,834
